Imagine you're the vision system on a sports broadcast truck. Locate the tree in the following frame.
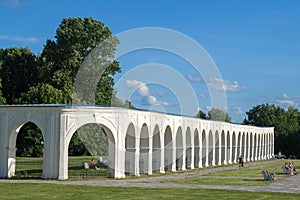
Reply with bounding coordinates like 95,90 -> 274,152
196,109 -> 207,119
208,107 -> 231,122
16,83 -> 65,104
0,51 -> 7,104
16,122 -> 43,157
244,104 -> 278,127
0,47 -> 40,104
245,103 -> 300,158
0,17 -> 122,157
41,17 -> 121,105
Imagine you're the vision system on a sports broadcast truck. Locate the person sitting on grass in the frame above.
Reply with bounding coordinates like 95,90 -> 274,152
285,162 -> 296,175
266,170 -> 275,180
288,162 -> 298,174
90,159 -> 96,165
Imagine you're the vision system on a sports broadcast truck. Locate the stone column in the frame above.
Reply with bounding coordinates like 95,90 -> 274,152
135,132 -> 140,176
199,131 -> 203,168
205,132 -> 209,167
228,131 -> 232,164
42,112 -> 66,180
217,132 -> 222,166
0,112 -> 8,178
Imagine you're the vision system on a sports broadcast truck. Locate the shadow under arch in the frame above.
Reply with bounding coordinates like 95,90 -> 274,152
175,127 -> 183,170
66,122 -> 116,178
125,123 -> 135,176
194,128 -> 199,168
139,123 -> 149,174
164,125 -> 173,171
185,127 -> 192,169
8,121 -> 44,178
201,129 -> 207,166
152,124 -> 161,172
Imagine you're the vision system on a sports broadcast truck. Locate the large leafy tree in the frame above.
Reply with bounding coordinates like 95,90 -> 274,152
0,50 -> 7,104
208,107 -> 231,122
0,47 -> 40,104
41,17 -> 121,105
16,83 -> 65,104
0,17 -> 122,157
245,103 -> 300,158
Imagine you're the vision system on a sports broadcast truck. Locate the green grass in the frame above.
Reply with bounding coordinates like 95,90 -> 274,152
15,156 -> 109,179
0,183 -> 300,200
4,159 -> 300,199
164,159 -> 300,186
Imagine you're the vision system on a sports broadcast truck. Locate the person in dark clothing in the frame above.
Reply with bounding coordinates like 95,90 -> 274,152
238,155 -> 244,167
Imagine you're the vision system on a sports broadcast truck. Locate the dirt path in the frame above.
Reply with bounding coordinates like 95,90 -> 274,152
1,159 -> 300,193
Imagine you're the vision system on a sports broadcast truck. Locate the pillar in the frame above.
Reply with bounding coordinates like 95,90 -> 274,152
0,112 -> 8,178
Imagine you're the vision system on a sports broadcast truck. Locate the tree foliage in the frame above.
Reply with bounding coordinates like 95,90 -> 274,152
196,109 -> 208,119
0,47 -> 40,104
244,103 -> 300,158
16,122 -> 43,157
41,17 -> 121,105
208,107 -> 231,122
0,17 -> 125,157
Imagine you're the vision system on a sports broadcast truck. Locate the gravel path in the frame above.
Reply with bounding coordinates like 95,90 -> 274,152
1,159 -> 300,194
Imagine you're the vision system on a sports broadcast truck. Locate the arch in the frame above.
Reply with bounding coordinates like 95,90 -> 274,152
246,132 -> 249,160
221,130 -> 225,164
125,123 -> 136,175
8,121 -> 44,178
214,130 -> 220,165
194,129 -> 200,168
201,130 -> 207,166
237,132 -> 242,160
257,133 -> 262,160
208,130 -> 214,166
152,125 -> 161,172
226,131 -> 230,164
232,131 -> 238,163
139,123 -> 149,174
254,133 -> 257,160
241,132 -> 246,160
67,122 -> 115,178
250,132 -> 253,161
164,125 -> 173,171
0,106 -> 275,180
212,130 -> 221,165
185,127 -> 192,169
176,127 -> 183,170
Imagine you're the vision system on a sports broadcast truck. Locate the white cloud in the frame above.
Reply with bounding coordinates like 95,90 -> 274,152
145,95 -> 157,105
207,78 -> 245,92
233,107 -> 244,115
185,74 -> 202,83
199,93 -> 206,98
142,95 -> 171,106
142,95 -> 170,106
126,80 -> 149,97
126,80 -> 171,107
205,106 -> 212,111
277,99 -> 297,107
0,35 -> 39,43
2,0 -> 28,8
276,94 -> 297,107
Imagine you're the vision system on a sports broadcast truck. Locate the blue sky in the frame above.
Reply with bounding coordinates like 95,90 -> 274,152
1,0 -> 300,122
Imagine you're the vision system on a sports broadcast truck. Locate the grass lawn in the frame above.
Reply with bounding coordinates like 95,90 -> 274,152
3,158 -> 300,199
164,159 -> 300,186
14,156 -> 109,179
1,183 -> 300,200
